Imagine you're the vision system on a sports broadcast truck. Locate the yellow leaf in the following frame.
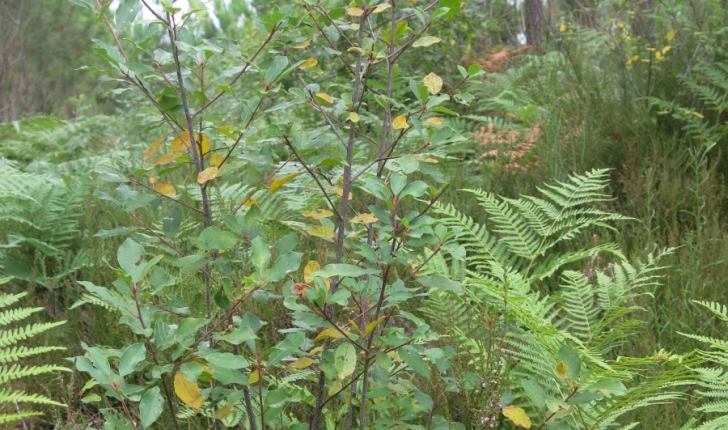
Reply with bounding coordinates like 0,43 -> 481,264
215,403 -> 236,420
423,72 -> 443,95
303,209 -> 334,220
210,152 -> 225,168
154,180 -> 176,197
293,39 -> 312,49
242,197 -> 260,207
143,133 -> 169,161
348,318 -> 364,336
335,186 -> 353,199
425,117 -> 442,125
174,372 -> 203,411
502,405 -> 531,429
364,316 -> 386,336
372,4 -> 391,13
315,92 -> 334,104
310,346 -> 324,355
392,115 -> 409,130
314,327 -> 351,342
350,213 -> 378,224
288,357 -> 315,369
308,224 -> 335,239
625,55 -> 640,65
662,45 -> 671,55
299,58 -> 318,70
693,111 -> 704,119
655,51 -> 663,60
667,30 -> 675,41
270,172 -> 301,192
559,23 -> 567,33
348,112 -> 360,123
197,166 -> 219,185
415,155 -> 439,164
149,175 -> 156,185
171,132 -> 210,156
347,7 -> 364,17
248,369 -> 260,385
146,152 -> 184,168
304,260 -> 321,283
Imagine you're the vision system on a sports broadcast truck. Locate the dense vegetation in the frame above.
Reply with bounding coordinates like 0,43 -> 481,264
2,0 -> 728,429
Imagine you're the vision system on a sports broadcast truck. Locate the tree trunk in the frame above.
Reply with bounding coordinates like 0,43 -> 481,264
525,0 -> 544,47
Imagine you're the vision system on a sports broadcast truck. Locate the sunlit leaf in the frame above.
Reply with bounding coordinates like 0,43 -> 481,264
315,92 -> 334,104
248,369 -> 260,385
174,372 -> 203,411
392,115 -> 409,130
308,224 -> 335,239
197,166 -> 219,184
423,72 -> 443,94
154,180 -> 176,197
349,112 -> 360,123
412,36 -> 441,48
347,7 -> 364,17
288,357 -> 315,369
299,58 -> 318,70
144,133 -> 169,161
350,213 -> 378,224
303,209 -> 334,220
502,405 -> 531,428
271,172 -> 301,192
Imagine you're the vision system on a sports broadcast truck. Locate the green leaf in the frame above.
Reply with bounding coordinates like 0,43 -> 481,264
140,387 -> 164,427
265,56 -> 289,84
520,377 -> 546,409
440,0 -> 461,19
251,236 -> 271,274
199,226 -> 238,250
587,379 -> 627,396
116,0 -> 141,28
313,264 -> 378,278
204,352 -> 249,369
268,252 -> 303,282
557,345 -> 582,381
399,346 -> 430,379
417,274 -> 462,293
119,343 -> 146,377
412,36 -> 441,48
117,238 -> 145,282
335,343 -> 357,380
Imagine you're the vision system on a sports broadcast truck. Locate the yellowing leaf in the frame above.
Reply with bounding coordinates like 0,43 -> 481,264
210,152 -> 225,168
335,186 -> 353,199
197,166 -> 219,185
347,7 -> 364,17
364,316 -> 386,336
555,361 -> 568,380
144,133 -> 169,161
415,155 -> 439,163
412,36 -> 441,48
293,39 -> 312,49
425,117 -> 442,125
655,51 -> 663,60
304,260 -> 321,283
303,209 -> 334,220
350,213 -> 378,224
299,58 -> 318,70
559,23 -> 567,33
667,30 -> 675,41
372,3 -> 391,13
662,45 -> 671,55
146,152 -> 184,168
174,372 -> 203,411
270,172 -> 301,192
693,111 -> 704,119
392,115 -> 409,130
171,132 -> 210,156
314,327 -> 351,342
215,403 -> 236,420
248,369 -> 260,385
242,197 -> 260,207
423,72 -> 443,95
288,357 -> 315,369
625,55 -> 640,65
154,180 -> 176,197
308,224 -> 335,239
502,405 -> 531,429
315,92 -> 334,104
348,112 -> 360,123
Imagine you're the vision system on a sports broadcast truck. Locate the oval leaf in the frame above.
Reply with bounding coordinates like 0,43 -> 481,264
197,166 -> 219,184
174,372 -> 203,411
502,405 -> 531,429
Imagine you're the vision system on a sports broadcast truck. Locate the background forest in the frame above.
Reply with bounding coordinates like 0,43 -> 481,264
2,0 -> 728,429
